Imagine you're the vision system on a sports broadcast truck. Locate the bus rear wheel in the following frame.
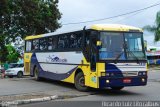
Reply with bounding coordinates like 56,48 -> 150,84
111,86 -> 124,90
75,72 -> 88,91
34,67 -> 41,81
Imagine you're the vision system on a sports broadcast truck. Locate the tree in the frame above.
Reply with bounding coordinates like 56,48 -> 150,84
0,0 -> 61,42
143,11 -> 160,42
6,45 -> 20,63
0,0 -> 61,62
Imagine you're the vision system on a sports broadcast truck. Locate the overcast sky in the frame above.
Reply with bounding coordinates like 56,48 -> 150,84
58,0 -> 160,47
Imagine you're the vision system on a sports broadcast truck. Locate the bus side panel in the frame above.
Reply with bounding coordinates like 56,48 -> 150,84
31,52 -> 84,81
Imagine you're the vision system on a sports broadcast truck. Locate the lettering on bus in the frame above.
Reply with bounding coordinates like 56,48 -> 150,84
46,55 -> 67,63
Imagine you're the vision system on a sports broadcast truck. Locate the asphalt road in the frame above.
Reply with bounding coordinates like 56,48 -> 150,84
0,78 -> 76,96
0,70 -> 159,96
19,70 -> 160,107
0,69 -> 160,107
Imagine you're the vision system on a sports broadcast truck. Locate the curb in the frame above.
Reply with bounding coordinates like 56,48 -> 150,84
1,95 -> 58,107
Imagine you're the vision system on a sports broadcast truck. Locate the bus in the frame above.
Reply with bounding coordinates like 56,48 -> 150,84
24,24 -> 148,91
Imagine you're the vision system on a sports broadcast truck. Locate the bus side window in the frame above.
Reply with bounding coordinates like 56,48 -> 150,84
76,32 -> 82,48
32,39 -> 39,51
58,34 -> 69,49
58,36 -> 65,49
40,38 -> 47,51
69,34 -> 76,48
25,41 -> 32,52
84,31 -> 91,61
52,37 -> 57,50
69,32 -> 82,48
48,37 -> 53,50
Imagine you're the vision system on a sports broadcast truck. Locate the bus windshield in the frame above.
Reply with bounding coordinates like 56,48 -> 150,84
99,32 -> 145,61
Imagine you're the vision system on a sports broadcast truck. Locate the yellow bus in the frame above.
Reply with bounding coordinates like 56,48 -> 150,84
24,24 -> 148,91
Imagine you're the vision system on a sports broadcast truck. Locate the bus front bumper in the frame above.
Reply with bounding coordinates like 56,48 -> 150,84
99,76 -> 147,89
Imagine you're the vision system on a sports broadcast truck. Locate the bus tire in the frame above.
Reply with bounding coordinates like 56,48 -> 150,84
75,72 -> 88,91
111,86 -> 124,90
34,67 -> 41,81
17,71 -> 23,78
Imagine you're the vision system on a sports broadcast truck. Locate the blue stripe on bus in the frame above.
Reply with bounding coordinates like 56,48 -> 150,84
30,53 -> 77,80
106,63 -> 123,72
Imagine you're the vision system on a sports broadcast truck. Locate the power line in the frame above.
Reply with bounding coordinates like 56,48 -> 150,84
112,10 -> 143,23
62,2 -> 160,26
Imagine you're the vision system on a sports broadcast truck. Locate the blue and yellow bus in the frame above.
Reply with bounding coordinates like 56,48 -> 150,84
24,24 -> 148,91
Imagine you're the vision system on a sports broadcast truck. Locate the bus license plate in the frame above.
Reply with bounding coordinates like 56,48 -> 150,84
123,79 -> 131,83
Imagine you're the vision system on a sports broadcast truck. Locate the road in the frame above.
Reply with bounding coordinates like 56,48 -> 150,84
19,70 -> 160,107
0,77 -> 75,96
0,69 -> 159,107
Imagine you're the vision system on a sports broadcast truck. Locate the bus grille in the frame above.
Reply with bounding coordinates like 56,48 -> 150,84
121,71 -> 138,77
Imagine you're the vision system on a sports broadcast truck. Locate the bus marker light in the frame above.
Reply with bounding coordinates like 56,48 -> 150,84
106,80 -> 110,83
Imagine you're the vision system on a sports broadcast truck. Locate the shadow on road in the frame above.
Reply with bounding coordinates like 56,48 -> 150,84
28,78 -> 142,97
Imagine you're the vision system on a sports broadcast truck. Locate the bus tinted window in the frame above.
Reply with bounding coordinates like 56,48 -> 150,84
53,37 -> 57,49
58,34 -> 69,49
33,39 -> 39,51
69,32 -> 82,48
40,38 -> 47,51
26,41 -> 32,52
48,37 -> 53,50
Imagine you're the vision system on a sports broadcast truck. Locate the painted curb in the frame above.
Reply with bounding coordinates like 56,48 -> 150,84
0,95 -> 58,107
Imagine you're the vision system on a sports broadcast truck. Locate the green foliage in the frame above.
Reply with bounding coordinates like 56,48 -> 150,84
0,44 -> 19,63
0,0 -> 61,62
6,45 -> 20,63
0,0 -> 61,43
0,45 -> 8,63
143,11 -> 160,42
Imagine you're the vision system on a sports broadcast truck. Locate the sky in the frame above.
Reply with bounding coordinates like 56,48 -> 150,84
58,0 -> 160,47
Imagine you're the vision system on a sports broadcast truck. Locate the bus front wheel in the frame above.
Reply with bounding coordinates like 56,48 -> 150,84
75,72 -> 88,91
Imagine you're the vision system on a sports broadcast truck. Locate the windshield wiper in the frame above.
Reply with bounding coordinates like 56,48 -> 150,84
127,51 -> 140,63
114,51 -> 124,64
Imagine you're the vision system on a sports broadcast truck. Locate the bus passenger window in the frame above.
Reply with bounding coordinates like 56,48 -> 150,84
58,35 -> 69,49
32,39 -> 39,51
40,38 -> 47,51
48,37 -> 53,50
69,32 -> 82,48
52,38 -> 57,50
58,36 -> 65,49
26,41 -> 32,52
69,34 -> 76,48
63,35 -> 69,48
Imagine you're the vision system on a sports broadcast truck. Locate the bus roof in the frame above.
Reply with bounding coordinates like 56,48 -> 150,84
25,24 -> 142,40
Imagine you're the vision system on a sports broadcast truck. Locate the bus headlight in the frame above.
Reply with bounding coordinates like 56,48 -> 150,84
142,72 -> 146,75
106,80 -> 110,83
138,72 -> 147,76
106,73 -> 110,76
142,78 -> 145,82
138,72 -> 142,76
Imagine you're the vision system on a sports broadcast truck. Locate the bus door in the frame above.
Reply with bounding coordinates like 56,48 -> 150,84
89,31 -> 99,88
90,35 -> 97,71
